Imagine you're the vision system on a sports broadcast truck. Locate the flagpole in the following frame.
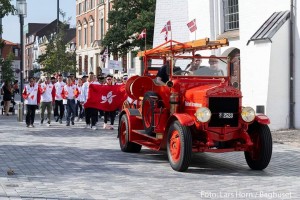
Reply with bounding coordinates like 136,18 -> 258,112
144,29 -> 147,51
195,31 -> 197,41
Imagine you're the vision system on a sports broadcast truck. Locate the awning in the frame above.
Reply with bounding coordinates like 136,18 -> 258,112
247,11 -> 290,45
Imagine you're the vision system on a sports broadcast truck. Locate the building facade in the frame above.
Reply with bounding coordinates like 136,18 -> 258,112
24,20 -> 76,79
154,0 -> 299,130
76,0 -> 111,76
0,40 -> 21,83
76,0 -> 140,77
24,23 -> 48,80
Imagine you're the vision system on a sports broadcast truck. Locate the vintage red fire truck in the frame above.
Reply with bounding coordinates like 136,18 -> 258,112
118,38 -> 272,172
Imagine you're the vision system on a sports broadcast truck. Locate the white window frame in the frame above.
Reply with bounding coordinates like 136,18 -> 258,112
223,0 -> 239,31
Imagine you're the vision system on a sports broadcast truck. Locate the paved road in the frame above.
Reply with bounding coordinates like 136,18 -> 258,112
0,111 -> 299,200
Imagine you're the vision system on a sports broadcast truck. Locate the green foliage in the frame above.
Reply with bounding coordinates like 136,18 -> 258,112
0,0 -> 15,34
102,0 -> 156,57
0,53 -> 14,82
37,11 -> 76,75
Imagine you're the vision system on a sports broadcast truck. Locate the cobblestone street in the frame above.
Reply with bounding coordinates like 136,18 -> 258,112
0,113 -> 299,200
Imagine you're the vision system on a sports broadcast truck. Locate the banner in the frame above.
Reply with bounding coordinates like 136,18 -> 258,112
84,84 -> 127,111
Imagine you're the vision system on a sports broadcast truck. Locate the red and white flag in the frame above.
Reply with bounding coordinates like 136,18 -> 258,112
164,29 -> 168,41
161,20 -> 171,33
187,19 -> 197,33
138,29 -> 146,40
161,21 -> 171,41
84,84 -> 127,111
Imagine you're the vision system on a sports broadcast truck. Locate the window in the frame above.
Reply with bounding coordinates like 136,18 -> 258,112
90,57 -> 94,72
78,29 -> 82,46
78,3 -> 82,15
84,0 -> 88,12
84,55 -> 88,73
100,18 -> 104,40
90,0 -> 94,9
90,25 -> 94,44
84,28 -> 87,45
78,56 -> 82,75
223,0 -> 239,31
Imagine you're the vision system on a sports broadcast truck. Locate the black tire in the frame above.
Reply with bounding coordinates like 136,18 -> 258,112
142,91 -> 158,136
245,124 -> 273,170
118,114 -> 142,153
167,120 -> 192,172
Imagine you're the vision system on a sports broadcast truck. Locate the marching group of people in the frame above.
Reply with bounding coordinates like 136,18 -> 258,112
22,72 -> 129,130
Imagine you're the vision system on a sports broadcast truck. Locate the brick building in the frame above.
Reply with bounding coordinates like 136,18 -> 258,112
76,0 -> 141,77
76,0 -> 111,76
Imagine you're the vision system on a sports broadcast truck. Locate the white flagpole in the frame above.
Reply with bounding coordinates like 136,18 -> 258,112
144,29 -> 147,51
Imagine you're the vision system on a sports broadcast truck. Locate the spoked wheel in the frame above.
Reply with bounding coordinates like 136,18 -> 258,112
167,120 -> 192,172
244,123 -> 273,170
118,114 -> 142,153
142,91 -> 158,136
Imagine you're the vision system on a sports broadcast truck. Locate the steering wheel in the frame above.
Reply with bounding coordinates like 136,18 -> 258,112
173,70 -> 191,75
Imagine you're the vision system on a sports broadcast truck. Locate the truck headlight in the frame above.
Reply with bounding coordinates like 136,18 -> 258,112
195,107 -> 211,122
241,107 -> 255,122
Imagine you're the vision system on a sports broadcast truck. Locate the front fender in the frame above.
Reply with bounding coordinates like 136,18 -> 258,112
161,113 -> 195,150
255,114 -> 270,125
171,113 -> 195,126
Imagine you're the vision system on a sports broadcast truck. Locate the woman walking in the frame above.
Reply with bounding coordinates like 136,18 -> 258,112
2,80 -> 13,116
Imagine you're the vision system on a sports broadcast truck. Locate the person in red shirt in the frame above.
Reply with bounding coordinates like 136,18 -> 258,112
62,77 -> 79,126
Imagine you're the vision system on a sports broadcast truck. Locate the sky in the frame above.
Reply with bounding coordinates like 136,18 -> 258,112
2,0 -> 76,43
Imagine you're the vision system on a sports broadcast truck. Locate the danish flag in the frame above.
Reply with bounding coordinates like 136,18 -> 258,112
138,29 -> 146,40
161,20 -> 171,41
161,20 -> 171,33
187,19 -> 197,33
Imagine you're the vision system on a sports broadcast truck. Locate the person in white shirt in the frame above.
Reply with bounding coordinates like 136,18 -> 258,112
80,72 -> 100,130
22,77 -> 40,127
75,78 -> 84,121
62,77 -> 79,126
54,74 -> 66,123
39,76 -> 55,126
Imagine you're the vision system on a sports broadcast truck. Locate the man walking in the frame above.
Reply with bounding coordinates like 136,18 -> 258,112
62,77 -> 79,126
39,76 -> 55,126
54,74 -> 66,123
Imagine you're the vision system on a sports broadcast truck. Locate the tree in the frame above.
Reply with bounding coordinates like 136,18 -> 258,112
37,11 -> 76,75
1,53 -> 14,82
0,0 -> 15,34
102,0 -> 156,57
0,0 -> 15,83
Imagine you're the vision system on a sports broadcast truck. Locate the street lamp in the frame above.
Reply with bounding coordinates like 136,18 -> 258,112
16,0 -> 27,103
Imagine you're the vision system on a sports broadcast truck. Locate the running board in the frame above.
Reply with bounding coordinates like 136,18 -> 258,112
132,129 -> 163,151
